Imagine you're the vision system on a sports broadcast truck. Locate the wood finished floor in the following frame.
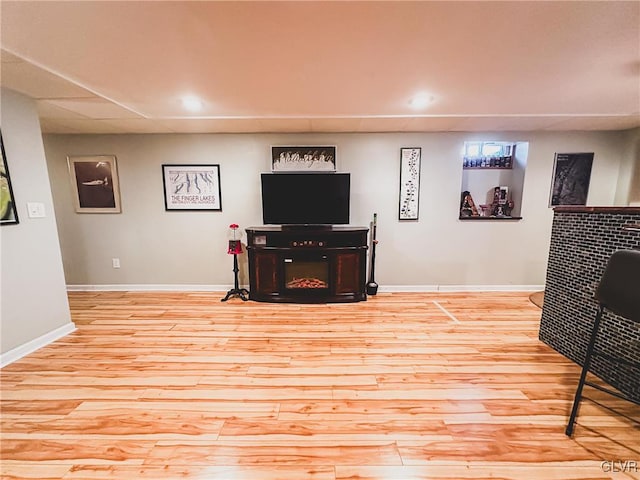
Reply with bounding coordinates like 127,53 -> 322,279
1,291 -> 639,480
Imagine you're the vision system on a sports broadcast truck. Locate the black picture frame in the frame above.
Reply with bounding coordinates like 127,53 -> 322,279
0,131 -> 19,225
271,146 -> 336,172
549,152 -> 594,207
67,155 -> 122,213
162,164 -> 222,211
399,147 -> 421,220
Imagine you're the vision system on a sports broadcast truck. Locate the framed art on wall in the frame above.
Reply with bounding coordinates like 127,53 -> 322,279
549,152 -> 594,207
162,164 -> 222,211
271,146 -> 336,172
0,131 -> 19,225
67,155 -> 121,213
399,147 -> 421,220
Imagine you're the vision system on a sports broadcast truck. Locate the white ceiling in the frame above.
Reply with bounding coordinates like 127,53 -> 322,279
1,1 -> 639,134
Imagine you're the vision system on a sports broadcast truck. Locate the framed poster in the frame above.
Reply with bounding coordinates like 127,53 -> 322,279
0,131 -> 19,225
67,155 -> 121,213
549,152 -> 594,207
271,146 -> 336,172
399,147 -> 421,220
162,164 -> 222,211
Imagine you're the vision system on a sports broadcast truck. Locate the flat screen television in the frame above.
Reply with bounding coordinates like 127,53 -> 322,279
261,173 -> 350,225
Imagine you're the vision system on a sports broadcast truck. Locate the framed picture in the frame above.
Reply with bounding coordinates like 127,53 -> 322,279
399,147 -> 421,220
549,152 -> 594,207
67,155 -> 121,213
162,164 -> 222,211
0,131 -> 19,225
271,146 -> 336,172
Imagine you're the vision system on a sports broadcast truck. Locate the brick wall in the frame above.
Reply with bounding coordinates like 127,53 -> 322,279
539,209 -> 640,403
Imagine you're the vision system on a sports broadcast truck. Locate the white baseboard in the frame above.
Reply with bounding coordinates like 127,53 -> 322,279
438,284 -> 545,292
379,285 -> 439,292
66,284 -> 242,292
380,284 -> 544,293
68,284 -> 544,293
1,322 -> 76,368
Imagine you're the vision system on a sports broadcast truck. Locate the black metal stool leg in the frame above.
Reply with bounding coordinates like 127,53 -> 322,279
221,254 -> 249,302
566,306 -> 604,437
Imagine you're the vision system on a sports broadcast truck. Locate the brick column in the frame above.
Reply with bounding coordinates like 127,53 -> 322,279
539,207 -> 640,403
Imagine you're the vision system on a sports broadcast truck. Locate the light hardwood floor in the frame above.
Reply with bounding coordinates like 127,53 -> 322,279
1,292 -> 638,479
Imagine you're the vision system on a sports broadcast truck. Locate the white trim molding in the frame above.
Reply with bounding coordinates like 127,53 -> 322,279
438,284 -> 545,292
380,284 -> 545,293
66,284 -> 238,292
1,322 -> 76,368
68,284 -> 544,293
379,285 -> 439,293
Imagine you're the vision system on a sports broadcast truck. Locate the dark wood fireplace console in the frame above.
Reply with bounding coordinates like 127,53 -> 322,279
246,226 -> 368,303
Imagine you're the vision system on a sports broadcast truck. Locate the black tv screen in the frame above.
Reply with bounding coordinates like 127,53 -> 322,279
261,173 -> 350,225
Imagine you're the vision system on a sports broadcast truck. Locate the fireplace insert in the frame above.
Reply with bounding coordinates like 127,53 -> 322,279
284,256 -> 329,290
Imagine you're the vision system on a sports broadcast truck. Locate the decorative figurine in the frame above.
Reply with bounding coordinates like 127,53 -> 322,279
221,223 -> 249,302
491,186 -> 514,217
460,191 -> 479,217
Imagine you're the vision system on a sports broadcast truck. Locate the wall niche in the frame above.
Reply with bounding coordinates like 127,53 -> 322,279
459,141 -> 528,220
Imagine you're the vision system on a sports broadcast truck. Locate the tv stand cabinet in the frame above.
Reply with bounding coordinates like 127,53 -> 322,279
246,226 -> 368,303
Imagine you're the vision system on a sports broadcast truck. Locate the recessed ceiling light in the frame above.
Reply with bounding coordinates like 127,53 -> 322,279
181,96 -> 204,112
409,93 -> 434,109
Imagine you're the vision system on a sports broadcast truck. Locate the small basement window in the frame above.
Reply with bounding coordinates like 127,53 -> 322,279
463,142 -> 514,169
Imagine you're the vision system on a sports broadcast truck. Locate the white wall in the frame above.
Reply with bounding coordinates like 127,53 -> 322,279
1,89 -> 73,357
617,127 -> 640,205
43,130 -> 631,289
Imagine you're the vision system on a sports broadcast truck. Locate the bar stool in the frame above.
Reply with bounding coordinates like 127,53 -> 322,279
565,249 -> 640,437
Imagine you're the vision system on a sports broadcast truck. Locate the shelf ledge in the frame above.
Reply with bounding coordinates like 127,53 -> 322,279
462,166 -> 513,170
459,216 -> 523,221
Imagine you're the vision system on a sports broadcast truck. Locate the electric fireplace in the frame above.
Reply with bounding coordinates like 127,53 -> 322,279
246,226 -> 368,303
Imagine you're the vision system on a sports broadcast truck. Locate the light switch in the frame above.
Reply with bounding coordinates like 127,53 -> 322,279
27,202 -> 46,218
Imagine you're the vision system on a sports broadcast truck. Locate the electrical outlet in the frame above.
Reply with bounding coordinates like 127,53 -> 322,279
27,202 -> 46,218
112,258 -> 120,268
